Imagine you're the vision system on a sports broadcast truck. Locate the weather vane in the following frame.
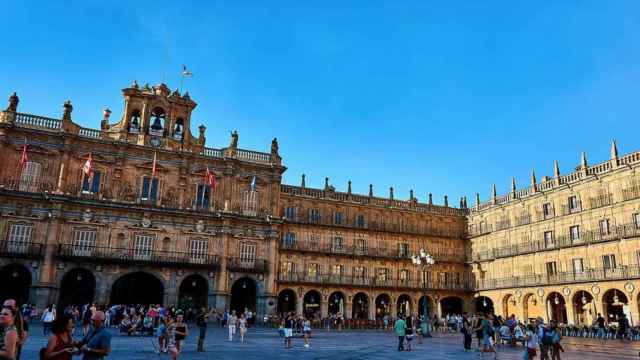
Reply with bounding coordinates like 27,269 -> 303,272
180,64 -> 193,93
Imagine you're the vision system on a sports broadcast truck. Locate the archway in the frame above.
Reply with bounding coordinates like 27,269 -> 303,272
546,292 -> 567,324
523,293 -> 543,322
503,294 -> 517,318
230,277 -> 256,315
441,296 -> 463,316
328,292 -> 345,316
0,264 -> 31,305
59,268 -> 96,308
110,272 -> 164,305
603,288 -> 629,325
178,274 -> 208,311
277,289 -> 296,315
397,294 -> 412,317
303,290 -> 321,319
375,294 -> 391,319
352,292 -> 369,319
418,295 -> 434,318
475,296 -> 494,315
572,290 -> 595,326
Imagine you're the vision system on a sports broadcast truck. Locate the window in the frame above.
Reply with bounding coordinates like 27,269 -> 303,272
545,261 -> 557,276
330,264 -> 343,278
133,234 -> 155,260
242,189 -> 259,216
399,269 -> 409,284
331,236 -> 344,253
72,229 -> 97,256
7,223 -> 33,254
19,161 -> 41,191
572,258 -> 584,273
542,203 -> 553,219
283,232 -> 296,248
355,238 -> 366,254
376,268 -> 389,283
398,243 -> 410,258
568,195 -> 580,212
307,263 -> 319,280
356,215 -> 365,228
195,184 -> 211,209
280,261 -> 294,275
284,206 -> 296,220
189,239 -> 208,264
334,211 -> 344,225
141,177 -> 159,201
353,266 -> 366,283
82,170 -> 101,194
309,209 -> 321,224
308,233 -> 319,250
543,231 -> 554,248
569,225 -> 580,242
599,219 -> 611,236
455,272 -> 461,287
239,242 -> 256,265
602,254 -> 616,269
421,270 -> 432,286
634,213 -> 640,229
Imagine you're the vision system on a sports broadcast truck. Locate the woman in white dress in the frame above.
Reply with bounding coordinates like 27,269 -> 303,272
238,313 -> 248,343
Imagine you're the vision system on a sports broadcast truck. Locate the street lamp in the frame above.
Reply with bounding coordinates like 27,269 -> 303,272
411,249 -> 435,338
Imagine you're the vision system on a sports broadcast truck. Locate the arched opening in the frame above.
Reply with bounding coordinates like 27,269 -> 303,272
397,294 -> 412,317
418,295 -> 434,318
129,110 -> 141,133
328,292 -> 345,316
59,268 -> 95,308
110,272 -> 164,305
603,289 -> 629,325
546,292 -> 567,324
503,294 -> 517,318
230,277 -> 256,315
173,118 -> 184,140
572,290 -> 595,326
303,290 -> 321,319
178,274 -> 208,311
352,292 -> 369,319
0,264 -> 32,305
149,107 -> 166,136
277,289 -> 296,315
375,294 -> 391,319
441,296 -> 463,316
523,293 -> 543,322
474,296 -> 494,315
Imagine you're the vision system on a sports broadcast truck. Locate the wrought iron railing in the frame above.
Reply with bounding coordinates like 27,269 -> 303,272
0,241 -> 43,258
226,257 -> 268,273
277,272 -> 474,291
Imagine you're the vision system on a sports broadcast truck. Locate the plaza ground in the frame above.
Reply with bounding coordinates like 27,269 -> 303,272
21,323 -> 640,359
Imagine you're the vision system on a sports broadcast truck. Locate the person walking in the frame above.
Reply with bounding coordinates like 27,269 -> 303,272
283,313 -> 294,349
617,313 -> 629,340
548,321 -> 563,360
165,317 -> 180,360
525,323 -> 538,359
3,300 -> 28,360
394,315 -> 406,351
405,315 -> 414,351
228,310 -> 238,342
462,313 -> 473,351
156,316 -> 168,354
76,311 -> 111,360
43,313 -> 75,360
173,313 -> 188,353
42,305 -> 56,336
595,313 -> 605,341
536,318 -> 550,360
475,313 -> 497,359
302,317 -> 312,348
0,306 -> 18,360
239,313 -> 248,343
196,307 -> 211,352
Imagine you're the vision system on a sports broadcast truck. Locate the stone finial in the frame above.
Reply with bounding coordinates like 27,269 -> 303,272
62,100 -> 73,120
428,193 -> 433,205
553,160 -> 560,178
131,80 -> 139,89
580,151 -> 588,169
347,180 -> 352,194
409,189 -> 414,201
369,184 -> 373,197
324,177 -> 330,191
463,196 -> 468,208
101,107 -> 112,130
459,197 -> 464,208
301,174 -> 306,189
6,92 -> 18,112
271,138 -> 279,156
511,177 -> 516,194
491,184 -> 497,204
229,130 -> 239,149
475,192 -> 480,206
610,139 -> 618,160
198,124 -> 206,143
389,187 -> 394,200
183,91 -> 191,100
444,195 -> 448,207
531,169 -> 537,193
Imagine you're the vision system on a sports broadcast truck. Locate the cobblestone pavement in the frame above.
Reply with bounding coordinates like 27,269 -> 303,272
20,324 -> 640,359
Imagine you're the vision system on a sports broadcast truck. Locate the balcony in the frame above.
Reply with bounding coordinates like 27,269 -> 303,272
0,177 -> 56,194
0,241 -> 43,259
277,272 -> 474,291
226,257 -> 268,273
56,244 -> 220,269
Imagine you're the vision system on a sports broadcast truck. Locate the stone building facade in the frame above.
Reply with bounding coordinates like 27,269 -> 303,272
0,84 -> 472,320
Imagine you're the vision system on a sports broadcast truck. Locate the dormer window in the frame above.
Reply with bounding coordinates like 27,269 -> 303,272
129,110 -> 141,133
173,118 -> 184,140
149,107 -> 165,136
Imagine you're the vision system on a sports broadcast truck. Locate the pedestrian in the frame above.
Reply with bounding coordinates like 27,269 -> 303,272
394,314 -> 406,351
525,323 -> 538,359
537,318 -> 550,360
462,313 -> 472,351
617,313 -> 629,340
81,305 -> 93,337
174,313 -> 187,353
42,305 -> 56,336
43,313 -> 75,360
3,299 -> 28,360
595,313 -> 605,340
548,321 -> 563,360
228,310 -> 238,342
156,316 -> 168,354
239,313 -> 248,343
475,313 -> 497,359
196,307 -> 210,352
0,306 -> 18,360
283,313 -> 294,349
303,317 -> 312,348
76,310 -> 111,360
165,317 -> 180,360
405,314 -> 414,351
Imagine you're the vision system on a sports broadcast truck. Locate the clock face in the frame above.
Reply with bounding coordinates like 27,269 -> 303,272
149,136 -> 162,148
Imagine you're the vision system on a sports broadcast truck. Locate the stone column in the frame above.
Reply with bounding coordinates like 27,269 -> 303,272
344,301 -> 352,319
436,300 -> 442,318
369,299 -> 376,320
628,295 -> 640,326
320,299 -> 328,318
34,212 -> 62,308
564,300 -> 575,326
390,297 -> 397,319
296,295 -> 304,316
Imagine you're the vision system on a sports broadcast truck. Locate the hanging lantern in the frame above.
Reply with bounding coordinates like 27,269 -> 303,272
482,298 -> 487,307
554,294 -> 560,305
613,290 -> 620,305
581,291 -> 587,305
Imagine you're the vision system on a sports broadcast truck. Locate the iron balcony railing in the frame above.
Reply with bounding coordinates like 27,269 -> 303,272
0,241 -> 44,259
476,265 -> 640,291
279,240 -> 465,263
277,272 -> 474,291
57,244 -> 220,269
226,257 -> 268,273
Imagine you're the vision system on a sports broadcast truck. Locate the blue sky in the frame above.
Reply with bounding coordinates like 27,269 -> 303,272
2,1 -> 639,205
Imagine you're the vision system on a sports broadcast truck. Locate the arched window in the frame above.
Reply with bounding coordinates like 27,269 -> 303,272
129,110 -> 141,133
173,118 -> 184,140
149,107 -> 165,136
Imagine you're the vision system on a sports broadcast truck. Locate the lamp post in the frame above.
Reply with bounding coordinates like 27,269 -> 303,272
412,249 -> 435,338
